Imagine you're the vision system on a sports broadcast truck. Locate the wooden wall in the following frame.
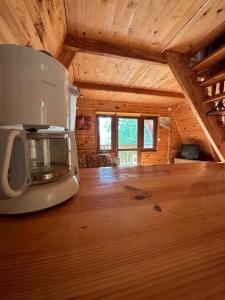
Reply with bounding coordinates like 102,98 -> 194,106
76,98 -> 182,166
172,102 -> 212,159
0,0 -> 67,57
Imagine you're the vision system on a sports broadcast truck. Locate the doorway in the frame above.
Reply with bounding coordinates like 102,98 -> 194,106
117,117 -> 138,166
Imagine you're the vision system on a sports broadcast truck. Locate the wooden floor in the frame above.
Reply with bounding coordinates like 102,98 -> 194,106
1,163 -> 225,299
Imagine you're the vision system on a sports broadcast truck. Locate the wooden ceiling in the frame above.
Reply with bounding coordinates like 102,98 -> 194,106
65,0 -> 225,54
0,0 -> 224,107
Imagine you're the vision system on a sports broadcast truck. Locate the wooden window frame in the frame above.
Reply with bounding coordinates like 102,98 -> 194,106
140,116 -> 158,151
96,114 -> 158,153
96,114 -> 116,153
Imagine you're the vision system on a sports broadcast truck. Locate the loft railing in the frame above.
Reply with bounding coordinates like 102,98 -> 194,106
118,150 -> 137,167
100,144 -> 137,150
99,144 -> 138,167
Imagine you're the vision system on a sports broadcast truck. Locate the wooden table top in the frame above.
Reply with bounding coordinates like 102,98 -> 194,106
1,162 -> 225,299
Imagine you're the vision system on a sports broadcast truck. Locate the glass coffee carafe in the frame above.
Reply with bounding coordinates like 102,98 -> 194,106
27,132 -> 72,185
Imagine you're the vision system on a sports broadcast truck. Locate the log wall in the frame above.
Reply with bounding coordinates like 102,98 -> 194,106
172,102 -> 212,158
75,98 -> 182,165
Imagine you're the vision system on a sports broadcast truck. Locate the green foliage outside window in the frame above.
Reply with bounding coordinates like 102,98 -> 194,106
118,118 -> 138,147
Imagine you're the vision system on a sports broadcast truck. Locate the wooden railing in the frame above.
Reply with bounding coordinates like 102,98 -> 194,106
100,144 -> 137,150
100,145 -> 111,150
204,81 -> 225,104
118,150 -> 137,167
118,144 -> 137,150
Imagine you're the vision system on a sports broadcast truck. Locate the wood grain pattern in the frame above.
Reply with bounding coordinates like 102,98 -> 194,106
0,0 -> 67,57
2,163 -> 225,299
64,0 -> 209,53
172,102 -> 212,157
72,52 -> 180,91
78,90 -> 184,107
64,34 -> 166,64
64,0 -> 225,94
165,51 -> 225,161
0,0 -> 224,94
76,98 -> 182,165
133,64 -> 182,92
75,81 -> 184,99
0,0 -> 223,157
165,0 -> 225,53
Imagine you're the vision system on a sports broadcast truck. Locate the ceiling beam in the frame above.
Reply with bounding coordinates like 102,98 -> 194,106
58,48 -> 76,68
64,35 -> 166,65
165,51 -> 225,162
74,81 -> 184,99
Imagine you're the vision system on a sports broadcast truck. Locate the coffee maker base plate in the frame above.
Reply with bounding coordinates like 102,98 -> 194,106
0,175 -> 79,214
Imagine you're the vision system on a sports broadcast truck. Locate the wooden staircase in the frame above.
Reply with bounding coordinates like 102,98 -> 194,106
191,42 -> 225,104
165,33 -> 225,161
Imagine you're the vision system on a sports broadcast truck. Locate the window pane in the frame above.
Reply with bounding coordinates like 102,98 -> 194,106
144,119 -> 154,149
118,118 -> 138,150
118,150 -> 137,167
99,117 -> 112,150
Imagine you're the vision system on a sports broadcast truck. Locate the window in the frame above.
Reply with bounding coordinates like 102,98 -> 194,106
118,117 -> 138,166
96,114 -> 158,162
142,117 -> 157,150
97,115 -> 115,151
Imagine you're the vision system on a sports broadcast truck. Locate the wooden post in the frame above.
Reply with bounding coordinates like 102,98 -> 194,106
165,51 -> 225,162
58,48 -> 75,69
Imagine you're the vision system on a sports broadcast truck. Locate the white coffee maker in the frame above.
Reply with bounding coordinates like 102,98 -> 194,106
0,45 -> 79,214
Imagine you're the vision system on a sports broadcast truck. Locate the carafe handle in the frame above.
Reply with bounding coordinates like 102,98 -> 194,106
0,129 -> 30,199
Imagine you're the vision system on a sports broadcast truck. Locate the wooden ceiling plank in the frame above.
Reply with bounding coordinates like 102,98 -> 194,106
64,0 -> 209,54
75,80 -> 184,99
133,63 -> 182,92
0,0 -> 43,48
64,34 -> 166,65
73,52 -> 152,86
0,0 -> 67,57
165,51 -> 225,161
24,0 -> 67,57
64,0 -> 84,37
163,0 -> 225,54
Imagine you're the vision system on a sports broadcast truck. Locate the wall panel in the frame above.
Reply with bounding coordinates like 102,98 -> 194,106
172,102 -> 212,158
76,98 -> 182,166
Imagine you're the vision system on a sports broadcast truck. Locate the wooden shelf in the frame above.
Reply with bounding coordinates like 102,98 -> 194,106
199,70 -> 225,87
203,92 -> 225,104
191,45 -> 225,72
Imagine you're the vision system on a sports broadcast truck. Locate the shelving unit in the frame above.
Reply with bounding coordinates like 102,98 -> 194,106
191,45 -> 225,72
199,70 -> 225,87
190,38 -> 225,109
